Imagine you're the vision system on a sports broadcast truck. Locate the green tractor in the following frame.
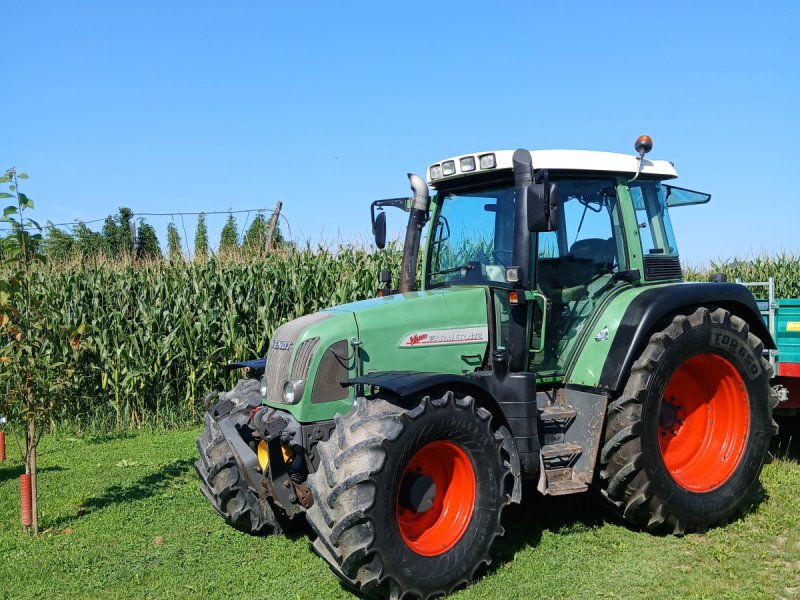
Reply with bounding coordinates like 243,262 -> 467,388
195,137 -> 778,599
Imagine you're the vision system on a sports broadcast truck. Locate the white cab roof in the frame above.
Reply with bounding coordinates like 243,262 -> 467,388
427,149 -> 678,185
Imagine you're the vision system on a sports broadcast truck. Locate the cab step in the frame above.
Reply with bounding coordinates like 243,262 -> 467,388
540,442 -> 582,468
539,405 -> 577,423
543,468 -> 590,496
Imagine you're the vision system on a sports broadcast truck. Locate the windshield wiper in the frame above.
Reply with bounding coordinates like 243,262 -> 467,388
429,263 -> 477,277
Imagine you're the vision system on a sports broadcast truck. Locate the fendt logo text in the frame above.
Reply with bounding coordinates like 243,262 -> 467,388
271,340 -> 293,351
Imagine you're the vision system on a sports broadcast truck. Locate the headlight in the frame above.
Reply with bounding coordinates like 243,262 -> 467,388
460,156 -> 476,172
259,375 -> 268,398
479,153 -> 496,169
441,160 -> 456,176
283,379 -> 305,404
429,164 -> 442,180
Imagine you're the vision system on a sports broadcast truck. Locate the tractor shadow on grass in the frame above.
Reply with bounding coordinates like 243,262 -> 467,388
773,416 -> 800,462
491,483 -> 604,569
46,458 -> 195,529
0,464 -> 65,485
489,474 -> 771,577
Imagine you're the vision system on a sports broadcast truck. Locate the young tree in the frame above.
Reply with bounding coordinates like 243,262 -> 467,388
136,220 -> 161,260
43,223 -> 75,262
219,213 -> 239,256
101,215 -> 119,256
101,207 -> 134,258
117,207 -> 134,257
243,212 -> 268,257
74,222 -> 103,258
194,212 -> 208,262
0,168 -> 85,534
166,223 -> 183,262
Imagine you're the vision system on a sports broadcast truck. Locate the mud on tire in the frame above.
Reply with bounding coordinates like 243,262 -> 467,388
306,391 -> 515,600
195,379 -> 283,535
598,307 -> 779,534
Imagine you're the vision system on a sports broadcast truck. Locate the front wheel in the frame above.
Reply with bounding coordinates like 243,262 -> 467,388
306,391 -> 513,599
598,307 -> 778,534
195,379 -> 284,535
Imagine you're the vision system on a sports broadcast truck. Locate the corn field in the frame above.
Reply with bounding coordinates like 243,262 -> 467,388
2,248 -> 799,431
684,252 -> 800,298
1,244 -> 402,430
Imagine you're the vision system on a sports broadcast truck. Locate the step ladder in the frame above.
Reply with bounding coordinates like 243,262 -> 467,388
538,402 -> 589,496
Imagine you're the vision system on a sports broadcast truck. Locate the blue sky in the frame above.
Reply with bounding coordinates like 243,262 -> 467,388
2,1 -> 798,265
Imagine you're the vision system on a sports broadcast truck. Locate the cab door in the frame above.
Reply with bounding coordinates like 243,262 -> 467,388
529,177 -> 626,379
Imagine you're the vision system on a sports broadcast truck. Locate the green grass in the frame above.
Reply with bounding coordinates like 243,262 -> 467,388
2,426 -> 800,600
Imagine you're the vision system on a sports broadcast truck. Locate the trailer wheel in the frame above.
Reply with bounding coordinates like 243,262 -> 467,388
306,391 -> 513,599
195,379 -> 283,535
598,307 -> 778,534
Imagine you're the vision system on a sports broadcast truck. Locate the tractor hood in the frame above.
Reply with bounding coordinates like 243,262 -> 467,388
262,286 -> 490,423
330,286 -> 490,374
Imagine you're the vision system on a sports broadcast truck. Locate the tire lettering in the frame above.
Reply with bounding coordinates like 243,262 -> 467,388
710,328 -> 762,380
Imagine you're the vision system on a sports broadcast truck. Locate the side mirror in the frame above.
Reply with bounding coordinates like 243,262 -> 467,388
527,182 -> 560,232
373,210 -> 387,249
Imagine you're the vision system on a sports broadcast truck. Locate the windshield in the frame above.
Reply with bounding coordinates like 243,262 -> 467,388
426,185 -> 516,288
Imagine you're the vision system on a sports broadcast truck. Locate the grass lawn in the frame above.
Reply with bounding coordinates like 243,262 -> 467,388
1,422 -> 800,600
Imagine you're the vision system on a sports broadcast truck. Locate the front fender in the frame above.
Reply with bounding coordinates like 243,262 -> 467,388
347,369 -> 538,480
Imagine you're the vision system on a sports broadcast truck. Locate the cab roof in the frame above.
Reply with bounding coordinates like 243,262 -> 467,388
427,149 -> 678,186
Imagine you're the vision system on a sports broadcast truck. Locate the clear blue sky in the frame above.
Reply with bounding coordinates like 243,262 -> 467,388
3,1 -> 798,265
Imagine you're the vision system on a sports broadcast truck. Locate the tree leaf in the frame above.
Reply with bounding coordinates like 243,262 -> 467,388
17,173 -> 29,179
18,193 -> 33,209
3,205 -> 17,216
0,193 -> 14,199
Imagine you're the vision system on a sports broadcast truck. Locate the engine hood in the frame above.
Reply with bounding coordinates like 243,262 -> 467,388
327,286 -> 490,376
262,286 -> 490,423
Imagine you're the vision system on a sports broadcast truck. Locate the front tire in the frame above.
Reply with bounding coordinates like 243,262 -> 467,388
306,391 -> 513,600
598,307 -> 778,534
195,379 -> 283,535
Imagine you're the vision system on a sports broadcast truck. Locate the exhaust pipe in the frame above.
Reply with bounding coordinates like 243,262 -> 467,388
508,149 -> 533,371
399,173 -> 430,293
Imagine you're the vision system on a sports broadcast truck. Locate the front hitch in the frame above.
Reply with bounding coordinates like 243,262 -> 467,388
208,396 -> 313,518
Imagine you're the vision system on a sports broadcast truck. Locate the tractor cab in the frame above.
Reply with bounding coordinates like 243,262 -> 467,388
373,139 -> 712,384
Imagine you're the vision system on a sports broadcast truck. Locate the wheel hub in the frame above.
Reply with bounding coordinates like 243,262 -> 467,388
398,472 -> 437,514
396,440 -> 476,556
658,397 -> 682,434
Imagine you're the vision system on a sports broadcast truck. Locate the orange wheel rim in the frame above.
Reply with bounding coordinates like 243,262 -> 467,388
659,353 -> 750,492
396,441 -> 476,556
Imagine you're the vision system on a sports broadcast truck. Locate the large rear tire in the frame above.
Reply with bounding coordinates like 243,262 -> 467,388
306,391 -> 513,600
598,307 -> 778,534
195,379 -> 283,535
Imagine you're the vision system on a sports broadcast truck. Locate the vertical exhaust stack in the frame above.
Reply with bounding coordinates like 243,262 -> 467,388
508,149 -> 533,371
399,174 -> 430,293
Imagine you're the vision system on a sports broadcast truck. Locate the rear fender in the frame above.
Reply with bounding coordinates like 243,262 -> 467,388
598,282 -> 775,392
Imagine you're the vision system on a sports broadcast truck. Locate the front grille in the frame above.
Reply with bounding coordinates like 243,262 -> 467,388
266,313 -> 332,403
643,255 -> 683,281
291,337 -> 320,379
311,340 -> 350,404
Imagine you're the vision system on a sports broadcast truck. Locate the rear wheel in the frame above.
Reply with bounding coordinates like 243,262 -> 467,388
598,307 -> 778,534
306,391 -> 513,599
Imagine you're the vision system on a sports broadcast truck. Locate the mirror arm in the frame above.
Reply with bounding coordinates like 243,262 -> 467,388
370,197 -> 412,230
